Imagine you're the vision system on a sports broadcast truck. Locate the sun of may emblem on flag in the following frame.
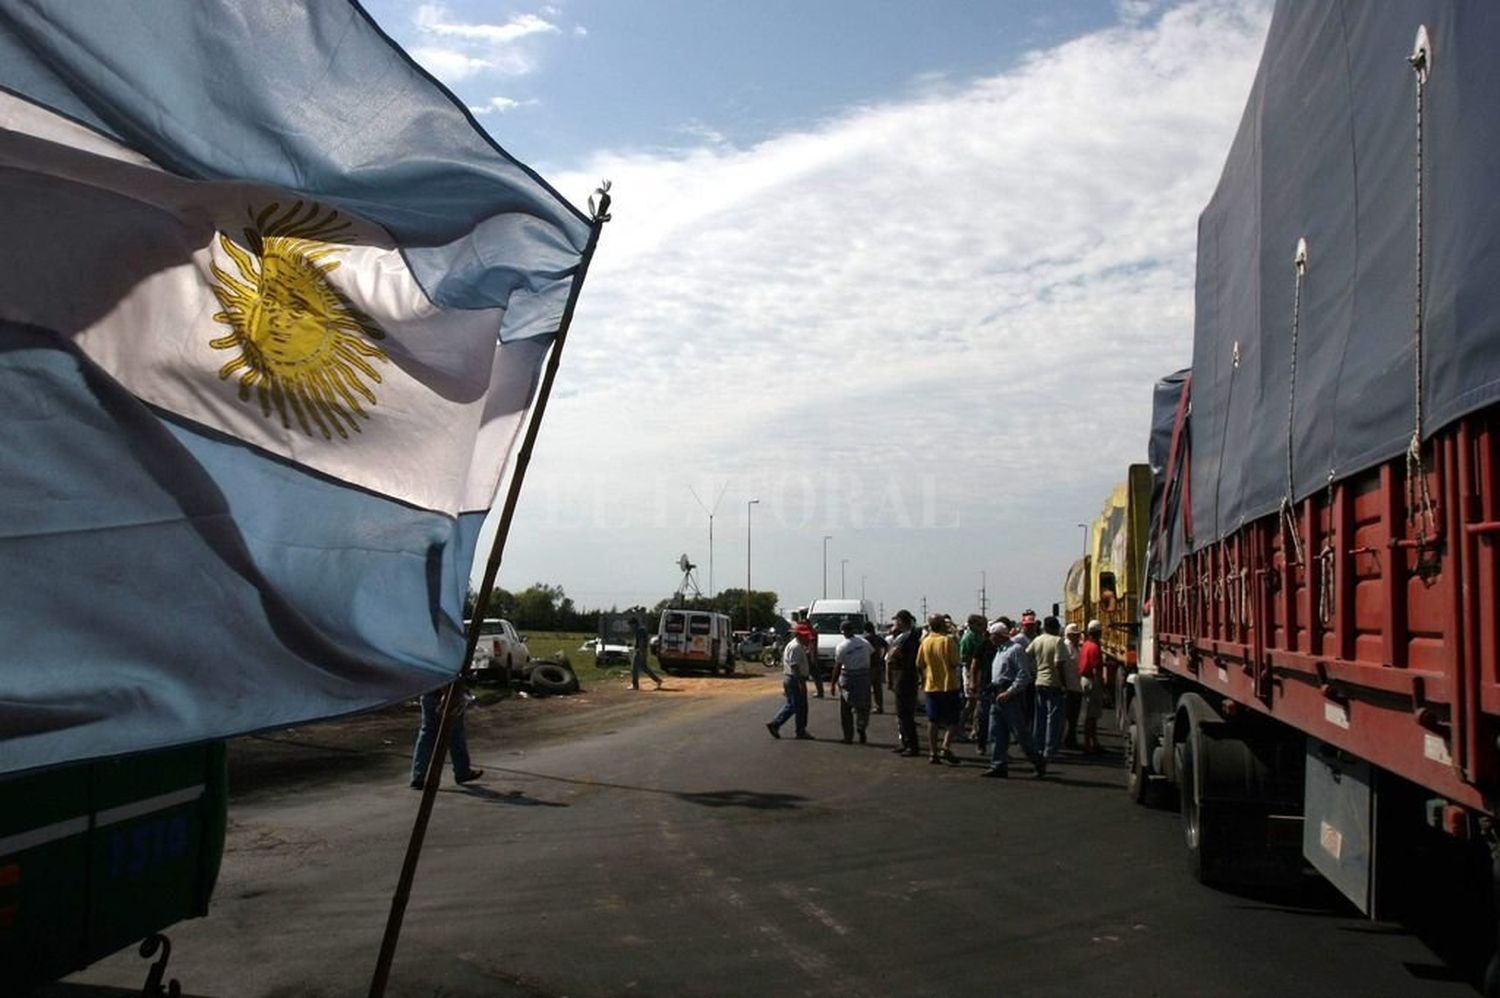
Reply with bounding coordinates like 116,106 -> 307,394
208,201 -> 389,440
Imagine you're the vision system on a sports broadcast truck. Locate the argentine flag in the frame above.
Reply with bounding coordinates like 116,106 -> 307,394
0,2 -> 595,775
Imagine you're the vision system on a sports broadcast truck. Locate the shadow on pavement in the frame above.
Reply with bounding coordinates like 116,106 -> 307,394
479,765 -> 808,811
462,786 -> 569,807
676,789 -> 805,810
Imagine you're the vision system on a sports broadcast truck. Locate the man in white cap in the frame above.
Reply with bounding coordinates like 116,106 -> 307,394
1062,622 -> 1083,751
981,618 -> 1045,778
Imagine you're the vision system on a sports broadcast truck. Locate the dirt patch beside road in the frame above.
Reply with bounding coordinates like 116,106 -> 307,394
228,670 -> 776,800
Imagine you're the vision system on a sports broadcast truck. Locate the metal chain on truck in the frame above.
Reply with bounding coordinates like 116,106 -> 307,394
1280,238 -> 1309,568
1406,27 -> 1440,568
1318,473 -> 1337,627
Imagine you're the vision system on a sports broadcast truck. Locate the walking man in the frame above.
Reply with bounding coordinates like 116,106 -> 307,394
767,622 -> 816,739
982,621 -> 1045,778
411,684 -> 484,788
887,610 -> 922,756
831,620 -> 873,743
1028,616 -> 1068,760
919,614 -> 963,765
629,616 -> 663,690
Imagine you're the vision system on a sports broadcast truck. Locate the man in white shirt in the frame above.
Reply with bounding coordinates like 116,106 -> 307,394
830,619 -> 874,744
766,623 -> 816,740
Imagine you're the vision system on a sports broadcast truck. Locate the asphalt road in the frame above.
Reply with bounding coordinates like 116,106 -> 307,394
49,674 -> 1476,998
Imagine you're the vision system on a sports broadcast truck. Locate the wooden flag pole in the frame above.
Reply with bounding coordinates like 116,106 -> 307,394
368,183 -> 611,998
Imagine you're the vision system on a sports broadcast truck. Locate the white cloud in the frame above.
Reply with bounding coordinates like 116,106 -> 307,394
415,6 -> 557,44
469,95 -> 535,115
489,0 -> 1274,616
410,4 -> 560,79
410,45 -> 492,81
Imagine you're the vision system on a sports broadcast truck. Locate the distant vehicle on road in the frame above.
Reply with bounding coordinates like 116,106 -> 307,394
735,630 -> 780,664
805,598 -> 876,678
656,609 -> 734,674
466,618 -> 530,682
580,637 -> 631,664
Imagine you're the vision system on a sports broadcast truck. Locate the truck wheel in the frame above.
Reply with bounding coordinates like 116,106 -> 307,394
1179,733 -> 1211,882
530,663 -> 575,695
1178,726 -> 1238,886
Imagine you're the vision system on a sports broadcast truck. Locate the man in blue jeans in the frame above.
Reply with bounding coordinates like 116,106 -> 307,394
766,623 -> 816,740
411,685 -> 484,788
982,620 -> 1045,778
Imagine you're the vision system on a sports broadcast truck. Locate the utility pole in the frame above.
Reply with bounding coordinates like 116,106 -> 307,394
979,570 -> 988,618
822,535 -> 832,599
746,498 -> 760,630
840,559 -> 848,598
688,483 -> 728,594
878,601 -> 884,624
1077,521 -> 1089,557
921,595 -> 928,621
860,574 -> 866,601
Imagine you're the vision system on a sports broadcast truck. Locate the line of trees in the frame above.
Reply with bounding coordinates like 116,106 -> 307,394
465,583 -> 782,633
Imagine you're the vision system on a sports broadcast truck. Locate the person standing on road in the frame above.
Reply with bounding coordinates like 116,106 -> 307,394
982,622 -> 1045,778
629,616 -> 663,691
1061,623 -> 1083,751
411,684 -> 484,789
862,621 -> 888,714
887,610 -> 922,755
1028,616 -> 1068,760
958,614 -> 987,744
1078,620 -> 1106,755
767,623 -> 816,740
831,619 -> 874,743
919,614 -> 963,765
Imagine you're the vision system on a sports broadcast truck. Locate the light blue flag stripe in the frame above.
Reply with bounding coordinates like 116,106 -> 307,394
0,322 -> 482,774
0,0 -> 591,322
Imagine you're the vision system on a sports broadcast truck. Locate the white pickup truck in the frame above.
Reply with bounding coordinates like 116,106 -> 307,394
466,618 -> 530,682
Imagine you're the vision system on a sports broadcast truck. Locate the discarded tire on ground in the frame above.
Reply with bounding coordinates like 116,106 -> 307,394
530,663 -> 578,695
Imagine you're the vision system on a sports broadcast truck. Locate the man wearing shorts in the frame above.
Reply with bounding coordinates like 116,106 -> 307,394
918,614 -> 962,765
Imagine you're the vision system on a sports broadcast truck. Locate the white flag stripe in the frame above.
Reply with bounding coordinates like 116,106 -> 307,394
0,91 -> 542,515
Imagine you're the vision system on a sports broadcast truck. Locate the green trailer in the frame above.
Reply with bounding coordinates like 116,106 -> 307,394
0,742 -> 227,995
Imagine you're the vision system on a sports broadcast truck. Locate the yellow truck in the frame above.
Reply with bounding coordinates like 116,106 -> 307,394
1068,464 -> 1152,704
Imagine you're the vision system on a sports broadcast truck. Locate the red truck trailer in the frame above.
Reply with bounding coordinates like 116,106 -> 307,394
1124,3 -> 1500,988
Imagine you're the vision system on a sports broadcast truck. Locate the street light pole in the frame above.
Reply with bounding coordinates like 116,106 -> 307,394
841,559 -> 848,598
822,535 -> 832,599
746,498 -> 760,629
861,574 -> 866,601
1077,522 -> 1089,557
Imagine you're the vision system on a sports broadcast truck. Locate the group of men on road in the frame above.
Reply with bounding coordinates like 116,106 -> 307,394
765,608 -> 1109,779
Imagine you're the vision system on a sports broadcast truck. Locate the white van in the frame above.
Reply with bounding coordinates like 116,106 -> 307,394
805,598 -> 877,675
656,609 -> 735,674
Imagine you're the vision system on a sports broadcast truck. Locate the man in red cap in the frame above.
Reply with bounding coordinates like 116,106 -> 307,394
766,622 -> 816,740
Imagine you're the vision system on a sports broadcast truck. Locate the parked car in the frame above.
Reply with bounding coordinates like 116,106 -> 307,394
736,630 -> 780,663
466,618 -> 530,682
580,637 -> 632,664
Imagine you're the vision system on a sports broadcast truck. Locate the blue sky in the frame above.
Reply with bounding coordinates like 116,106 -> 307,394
363,0 -> 1274,620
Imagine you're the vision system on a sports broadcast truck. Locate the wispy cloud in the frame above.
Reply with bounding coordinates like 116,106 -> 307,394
409,4 -> 561,79
503,0 -> 1274,615
469,95 -> 537,115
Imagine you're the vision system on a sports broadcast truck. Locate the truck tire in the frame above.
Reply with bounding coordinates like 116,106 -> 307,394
530,663 -> 575,695
1178,731 -> 1215,883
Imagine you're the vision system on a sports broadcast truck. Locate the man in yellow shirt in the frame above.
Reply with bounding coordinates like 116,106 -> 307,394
918,614 -> 962,765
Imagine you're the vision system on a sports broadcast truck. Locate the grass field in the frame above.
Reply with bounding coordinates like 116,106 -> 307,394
522,630 -> 633,686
